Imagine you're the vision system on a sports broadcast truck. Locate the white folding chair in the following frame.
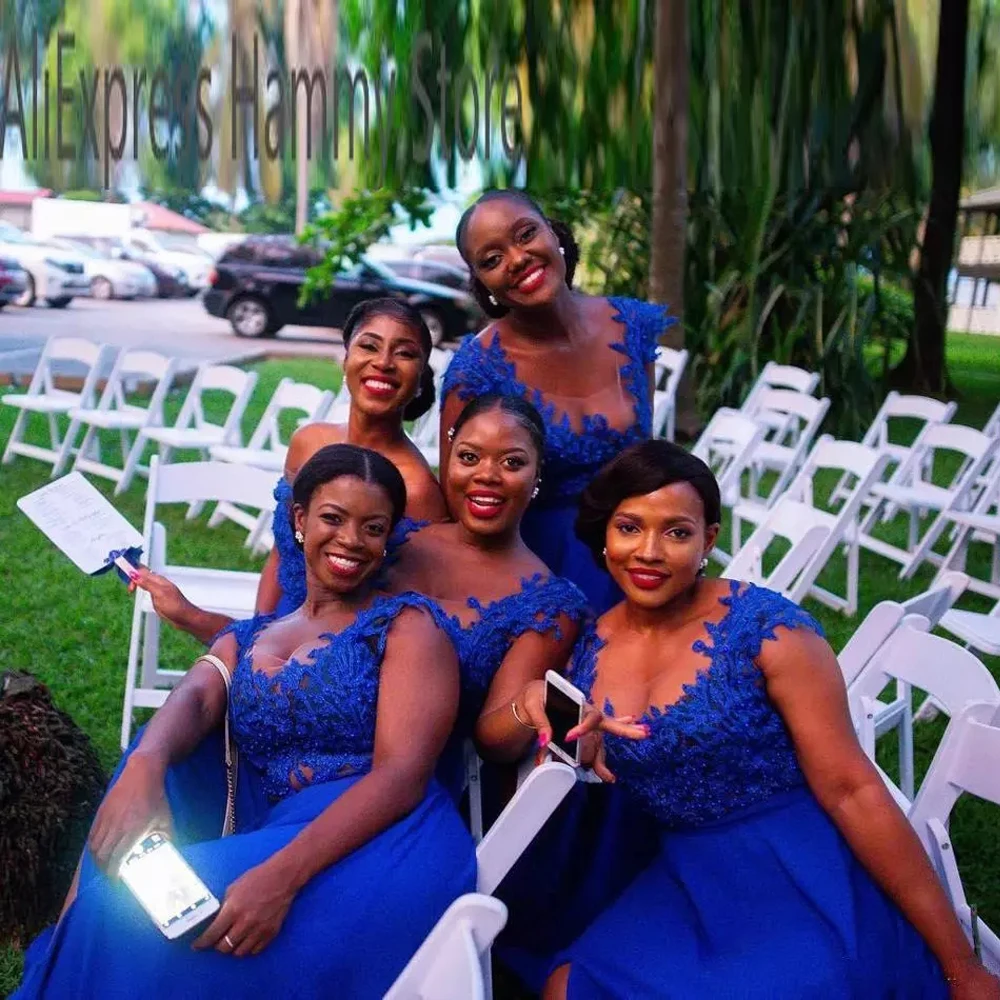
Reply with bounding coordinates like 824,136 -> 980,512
729,437 -> 890,614
927,459 -> 1000,602
983,401 -> 1000,439
384,894 -> 508,1000
740,389 -> 831,507
832,392 -> 957,508
66,350 -> 178,488
323,369 -> 352,424
651,347 -> 689,442
849,619 -> 1000,803
410,395 -> 442,470
208,378 -> 333,544
2,337 -> 113,475
859,425 -> 999,578
121,456 -> 277,749
908,700 -> 1000,974
692,411 -> 765,513
118,363 -> 258,499
837,600 -> 906,687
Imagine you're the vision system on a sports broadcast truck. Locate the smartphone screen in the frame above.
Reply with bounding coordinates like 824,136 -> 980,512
119,833 -> 217,935
546,681 -> 583,761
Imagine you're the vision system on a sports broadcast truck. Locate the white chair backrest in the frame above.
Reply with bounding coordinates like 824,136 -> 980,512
838,600 -> 905,686
748,387 -> 828,424
985,401 -> 1000,438
901,571 -> 970,628
245,378 -> 333,450
692,410 -> 765,504
29,337 -> 107,397
654,345 -> 688,387
850,619 -> 1000,721
91,349 -> 176,417
862,391 -> 957,450
742,361 -> 819,412
721,502 -> 829,594
384,894 -> 508,1000
143,456 -> 278,548
173,363 -> 257,439
907,700 -> 1000,974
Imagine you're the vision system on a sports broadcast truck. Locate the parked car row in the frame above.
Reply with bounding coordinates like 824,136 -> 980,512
203,235 -> 483,344
0,222 -> 208,308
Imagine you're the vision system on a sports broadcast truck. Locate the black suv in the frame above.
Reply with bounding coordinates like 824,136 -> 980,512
204,236 -> 479,344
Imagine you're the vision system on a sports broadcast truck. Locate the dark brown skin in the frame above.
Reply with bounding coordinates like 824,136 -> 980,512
387,406 -> 579,763
73,476 -> 460,959
131,314 -> 447,641
541,482 -> 998,1000
439,197 -> 655,472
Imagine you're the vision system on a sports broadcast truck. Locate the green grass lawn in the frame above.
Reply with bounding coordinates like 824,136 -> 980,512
1,338 -> 999,995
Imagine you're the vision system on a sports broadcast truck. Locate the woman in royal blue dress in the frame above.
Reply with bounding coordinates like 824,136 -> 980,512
130,297 -> 447,638
381,393 -> 591,799
519,440 -> 996,999
15,444 -> 476,1000
442,189 -> 675,615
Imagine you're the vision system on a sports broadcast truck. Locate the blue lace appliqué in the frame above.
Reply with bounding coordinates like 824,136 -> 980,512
226,593 -> 441,802
441,298 -> 672,502
433,573 -> 590,735
272,478 -> 306,614
570,582 -> 824,829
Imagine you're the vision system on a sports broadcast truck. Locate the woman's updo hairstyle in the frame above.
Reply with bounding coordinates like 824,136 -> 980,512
575,440 -> 722,567
455,189 -> 580,319
292,443 -> 408,543
448,393 -> 546,467
341,297 -> 436,421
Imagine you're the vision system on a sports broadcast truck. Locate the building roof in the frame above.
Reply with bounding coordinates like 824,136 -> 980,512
131,201 -> 210,234
0,189 -> 52,206
960,187 -> 1000,213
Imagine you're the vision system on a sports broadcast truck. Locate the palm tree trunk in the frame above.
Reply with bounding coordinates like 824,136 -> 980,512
897,0 -> 969,394
649,0 -> 699,436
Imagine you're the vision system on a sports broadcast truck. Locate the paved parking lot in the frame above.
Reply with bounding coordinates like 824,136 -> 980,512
0,296 -> 347,381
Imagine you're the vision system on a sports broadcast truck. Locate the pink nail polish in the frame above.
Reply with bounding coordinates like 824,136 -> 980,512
538,732 -> 549,748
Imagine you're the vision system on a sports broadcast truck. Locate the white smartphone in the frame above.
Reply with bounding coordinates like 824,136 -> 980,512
544,670 -> 586,767
118,832 -> 220,939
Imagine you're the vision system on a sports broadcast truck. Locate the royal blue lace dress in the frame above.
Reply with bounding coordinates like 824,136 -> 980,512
441,298 -> 673,615
555,582 -> 947,998
14,594 -> 476,1000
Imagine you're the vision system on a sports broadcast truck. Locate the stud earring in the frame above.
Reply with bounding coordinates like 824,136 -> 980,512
559,246 -> 565,256
488,294 -> 498,306
295,530 -> 304,544
602,547 -> 607,559
700,557 -> 709,571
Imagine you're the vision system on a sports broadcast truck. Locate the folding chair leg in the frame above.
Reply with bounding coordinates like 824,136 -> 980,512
122,595 -> 145,750
51,415 -> 82,477
899,683 -> 915,801
846,540 -> 859,617
116,431 -> 148,495
901,510 -> 952,581
1,408 -> 28,464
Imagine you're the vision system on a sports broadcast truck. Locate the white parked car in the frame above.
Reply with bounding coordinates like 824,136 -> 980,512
118,229 -> 213,294
0,223 -> 91,308
46,237 -> 157,300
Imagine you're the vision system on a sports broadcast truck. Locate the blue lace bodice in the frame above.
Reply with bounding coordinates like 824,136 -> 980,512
271,476 -> 426,615
430,572 -> 591,735
221,592 -> 441,802
441,298 -> 672,502
570,582 -> 824,829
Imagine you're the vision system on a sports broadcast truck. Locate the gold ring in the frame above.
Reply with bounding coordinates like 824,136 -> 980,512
224,934 -> 235,950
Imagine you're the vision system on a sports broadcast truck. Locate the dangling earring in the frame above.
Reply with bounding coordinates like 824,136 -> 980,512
602,547 -> 607,559
382,548 -> 388,558
699,557 -> 708,572
558,246 -> 565,257
488,294 -> 498,306
447,426 -> 456,442
295,530 -> 304,544
531,486 -> 540,499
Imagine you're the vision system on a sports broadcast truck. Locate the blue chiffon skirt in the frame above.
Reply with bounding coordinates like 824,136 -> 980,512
15,735 -> 476,1000
561,788 -> 948,998
521,499 -> 621,615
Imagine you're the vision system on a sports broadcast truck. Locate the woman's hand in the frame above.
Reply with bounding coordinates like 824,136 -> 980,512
128,567 -> 196,632
192,858 -> 298,957
513,680 -> 649,781
946,957 -> 1000,999
88,752 -> 172,873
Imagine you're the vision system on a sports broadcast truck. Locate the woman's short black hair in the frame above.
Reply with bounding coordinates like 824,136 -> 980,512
455,189 -> 580,319
341,297 -> 436,421
575,440 -> 722,565
292,443 -> 408,534
449,393 -> 546,465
